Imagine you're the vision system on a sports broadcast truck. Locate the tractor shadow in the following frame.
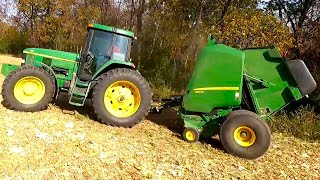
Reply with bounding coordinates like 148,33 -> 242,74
146,109 -> 225,151
52,93 -> 98,121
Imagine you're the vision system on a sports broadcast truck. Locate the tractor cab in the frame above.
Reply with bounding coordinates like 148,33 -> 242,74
68,24 -> 137,106
78,24 -> 135,80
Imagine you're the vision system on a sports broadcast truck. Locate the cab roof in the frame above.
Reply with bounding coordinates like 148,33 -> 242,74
88,23 -> 135,38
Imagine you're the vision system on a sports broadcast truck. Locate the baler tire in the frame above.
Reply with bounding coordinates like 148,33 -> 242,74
183,127 -> 200,143
227,110 -> 271,131
92,68 -> 152,127
220,110 -> 271,159
2,66 -> 55,112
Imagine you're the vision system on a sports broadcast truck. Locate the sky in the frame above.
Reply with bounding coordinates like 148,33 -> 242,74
258,0 -> 270,9
0,0 -> 18,17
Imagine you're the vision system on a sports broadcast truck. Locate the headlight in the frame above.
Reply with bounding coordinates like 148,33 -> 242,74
21,59 -> 25,66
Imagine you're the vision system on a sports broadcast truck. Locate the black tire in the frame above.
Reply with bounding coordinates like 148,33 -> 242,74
183,127 -> 200,143
92,68 -> 152,127
227,110 -> 271,131
2,66 -> 55,112
220,110 -> 271,159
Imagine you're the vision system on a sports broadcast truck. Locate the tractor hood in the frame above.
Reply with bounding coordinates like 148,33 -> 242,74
23,48 -> 79,62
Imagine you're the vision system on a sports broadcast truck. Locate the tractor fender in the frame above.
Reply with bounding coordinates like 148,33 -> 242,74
33,62 -> 59,99
91,60 -> 136,81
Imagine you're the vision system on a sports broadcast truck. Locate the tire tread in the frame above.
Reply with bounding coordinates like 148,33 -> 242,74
92,68 -> 152,127
2,66 -> 55,112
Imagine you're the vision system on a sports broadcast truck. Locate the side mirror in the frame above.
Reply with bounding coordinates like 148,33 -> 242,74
208,34 -> 216,45
210,34 -> 215,40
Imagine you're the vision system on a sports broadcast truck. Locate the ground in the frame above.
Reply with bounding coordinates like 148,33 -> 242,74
0,55 -> 319,179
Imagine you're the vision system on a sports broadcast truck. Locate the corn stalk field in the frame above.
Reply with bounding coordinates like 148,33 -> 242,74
0,55 -> 319,179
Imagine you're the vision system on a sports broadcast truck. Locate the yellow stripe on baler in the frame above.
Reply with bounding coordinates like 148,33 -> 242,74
193,87 -> 240,91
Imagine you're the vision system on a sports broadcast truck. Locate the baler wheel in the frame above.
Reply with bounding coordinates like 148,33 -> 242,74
183,127 -> 200,143
2,66 -> 55,112
92,68 -> 152,127
220,110 -> 271,159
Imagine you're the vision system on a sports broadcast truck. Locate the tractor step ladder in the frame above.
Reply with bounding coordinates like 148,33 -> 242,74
69,79 -> 91,106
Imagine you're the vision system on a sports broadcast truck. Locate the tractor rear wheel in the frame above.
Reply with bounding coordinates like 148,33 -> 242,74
220,110 -> 271,159
2,66 -> 55,112
92,68 -> 152,127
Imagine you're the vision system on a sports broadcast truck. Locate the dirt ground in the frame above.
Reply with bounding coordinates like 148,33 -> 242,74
0,55 -> 319,179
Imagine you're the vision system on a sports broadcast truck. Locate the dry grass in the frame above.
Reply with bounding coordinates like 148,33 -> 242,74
270,106 -> 320,141
0,55 -> 319,179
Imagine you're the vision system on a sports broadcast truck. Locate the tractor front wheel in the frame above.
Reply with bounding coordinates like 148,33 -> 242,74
2,66 -> 55,112
220,110 -> 271,159
92,68 -> 152,127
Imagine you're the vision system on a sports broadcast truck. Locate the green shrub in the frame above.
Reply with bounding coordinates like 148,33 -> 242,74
150,84 -> 179,99
269,105 -> 320,141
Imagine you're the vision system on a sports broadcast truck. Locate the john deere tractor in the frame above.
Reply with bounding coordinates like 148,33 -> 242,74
1,23 -> 152,127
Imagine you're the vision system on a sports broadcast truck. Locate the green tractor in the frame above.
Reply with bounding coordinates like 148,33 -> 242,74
1,23 -> 152,127
152,36 -> 317,159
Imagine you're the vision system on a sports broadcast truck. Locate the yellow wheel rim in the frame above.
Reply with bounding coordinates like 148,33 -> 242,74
13,76 -> 46,105
185,131 -> 196,141
233,126 -> 256,147
104,80 -> 141,118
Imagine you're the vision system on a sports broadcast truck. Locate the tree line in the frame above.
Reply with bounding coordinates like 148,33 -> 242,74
0,0 -> 319,97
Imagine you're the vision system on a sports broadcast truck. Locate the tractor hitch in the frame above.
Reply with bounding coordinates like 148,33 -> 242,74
150,95 -> 183,113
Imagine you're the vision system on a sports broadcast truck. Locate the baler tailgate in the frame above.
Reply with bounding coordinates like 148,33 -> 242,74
243,47 -> 314,116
